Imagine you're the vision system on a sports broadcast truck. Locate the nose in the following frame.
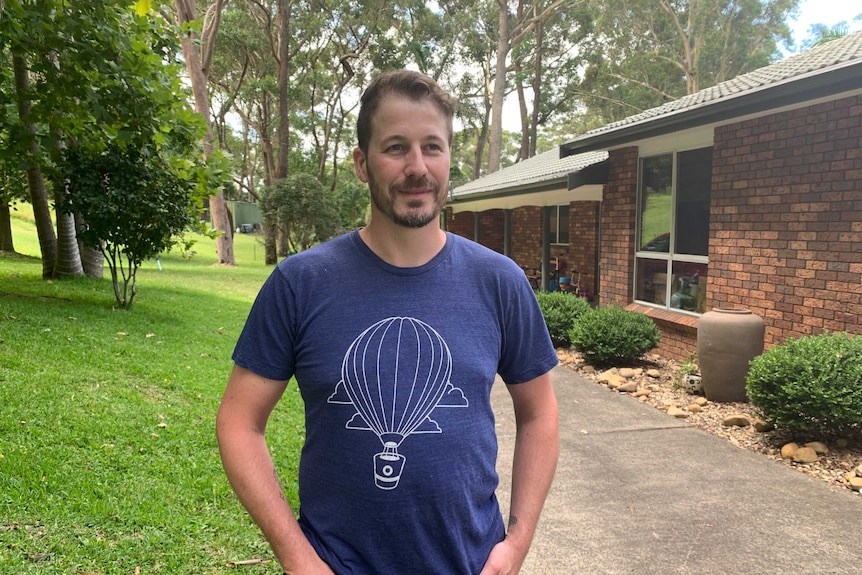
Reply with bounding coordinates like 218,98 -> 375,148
403,145 -> 428,178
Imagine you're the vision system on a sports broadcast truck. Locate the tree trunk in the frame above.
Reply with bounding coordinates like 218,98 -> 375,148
487,0 -> 510,174
174,0 -> 235,265
0,202 -> 15,253
53,207 -> 84,278
13,54 -> 56,278
529,15 -> 543,157
76,213 -> 104,278
275,0 -> 290,181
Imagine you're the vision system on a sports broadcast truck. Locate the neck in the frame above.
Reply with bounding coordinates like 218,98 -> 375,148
359,217 -> 446,268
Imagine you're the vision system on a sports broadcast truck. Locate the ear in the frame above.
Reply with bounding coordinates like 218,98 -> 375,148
353,147 -> 369,183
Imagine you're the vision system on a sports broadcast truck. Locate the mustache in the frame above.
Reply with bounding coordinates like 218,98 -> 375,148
390,176 -> 439,193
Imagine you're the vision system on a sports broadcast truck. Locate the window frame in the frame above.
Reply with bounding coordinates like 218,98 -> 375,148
634,149 -> 711,315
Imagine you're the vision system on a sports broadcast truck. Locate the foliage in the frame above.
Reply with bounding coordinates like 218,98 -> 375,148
60,143 -> 197,309
746,332 -> 862,439
261,173 -> 342,254
0,0 -> 213,274
577,0 -> 797,123
569,305 -> 660,366
0,222 -> 303,573
536,291 -> 592,347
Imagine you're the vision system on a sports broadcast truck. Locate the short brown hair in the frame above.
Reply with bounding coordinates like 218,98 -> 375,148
356,70 -> 457,155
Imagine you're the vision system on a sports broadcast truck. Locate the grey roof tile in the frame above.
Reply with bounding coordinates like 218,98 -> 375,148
452,148 -> 607,196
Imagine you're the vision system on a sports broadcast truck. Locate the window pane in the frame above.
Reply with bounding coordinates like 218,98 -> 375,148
635,258 -> 670,306
675,148 -> 711,256
639,155 -> 673,252
558,205 -> 569,244
669,261 -> 708,313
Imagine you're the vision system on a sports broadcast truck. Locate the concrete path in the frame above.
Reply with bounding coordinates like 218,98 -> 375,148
493,366 -> 862,575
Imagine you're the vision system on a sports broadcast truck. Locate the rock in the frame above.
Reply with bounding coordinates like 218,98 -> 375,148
597,369 -> 616,383
646,369 -> 661,379
687,404 -> 702,413
667,406 -> 689,418
780,443 -> 800,460
722,415 -> 750,427
792,447 -> 819,463
617,381 -> 638,393
606,375 -> 626,389
618,368 -> 636,379
804,441 -> 829,455
855,464 -> 862,477
848,477 -> 862,492
633,389 -> 651,398
695,397 -> 709,407
752,418 -> 774,432
581,365 -> 596,375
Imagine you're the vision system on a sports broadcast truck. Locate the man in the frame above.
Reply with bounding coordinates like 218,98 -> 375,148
216,70 -> 559,575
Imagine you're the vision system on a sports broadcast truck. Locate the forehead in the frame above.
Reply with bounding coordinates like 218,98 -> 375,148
369,95 -> 449,142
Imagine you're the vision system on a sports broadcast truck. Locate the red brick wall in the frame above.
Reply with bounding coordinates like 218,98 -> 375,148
710,94 -> 862,347
567,202 -> 600,299
479,210 -> 505,253
601,147 -> 639,305
445,208 -> 475,239
510,206 -> 543,268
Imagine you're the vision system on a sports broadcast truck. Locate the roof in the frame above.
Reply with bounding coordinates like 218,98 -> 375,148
561,30 -> 862,156
451,148 -> 608,198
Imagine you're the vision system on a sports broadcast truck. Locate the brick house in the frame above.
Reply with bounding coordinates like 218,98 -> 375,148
446,32 -> 862,361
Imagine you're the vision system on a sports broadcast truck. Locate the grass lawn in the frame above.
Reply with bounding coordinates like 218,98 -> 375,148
0,206 -> 303,574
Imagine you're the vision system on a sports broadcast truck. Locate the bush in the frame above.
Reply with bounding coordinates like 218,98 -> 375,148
569,305 -> 660,366
536,291 -> 592,347
746,332 -> 862,439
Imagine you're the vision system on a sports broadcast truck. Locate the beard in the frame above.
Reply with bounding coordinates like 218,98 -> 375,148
367,170 -> 445,229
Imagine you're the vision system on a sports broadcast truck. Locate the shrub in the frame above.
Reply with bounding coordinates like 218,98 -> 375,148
746,332 -> 862,439
569,305 -> 660,366
536,291 -> 592,347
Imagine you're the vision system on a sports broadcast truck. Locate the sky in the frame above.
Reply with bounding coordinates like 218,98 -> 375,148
789,0 -> 862,43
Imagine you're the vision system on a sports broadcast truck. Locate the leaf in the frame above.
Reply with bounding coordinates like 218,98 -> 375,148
134,0 -> 152,17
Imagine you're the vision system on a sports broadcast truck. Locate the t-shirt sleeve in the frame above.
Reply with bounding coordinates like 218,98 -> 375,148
497,268 -> 558,385
231,266 -> 296,381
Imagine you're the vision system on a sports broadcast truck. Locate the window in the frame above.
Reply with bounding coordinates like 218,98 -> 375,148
547,205 -> 569,245
635,148 -> 711,313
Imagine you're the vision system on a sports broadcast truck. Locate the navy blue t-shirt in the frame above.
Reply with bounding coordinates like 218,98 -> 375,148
232,230 -> 558,575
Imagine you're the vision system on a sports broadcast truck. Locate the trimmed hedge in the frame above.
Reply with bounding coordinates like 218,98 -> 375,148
746,332 -> 862,438
536,291 -> 592,347
569,305 -> 660,366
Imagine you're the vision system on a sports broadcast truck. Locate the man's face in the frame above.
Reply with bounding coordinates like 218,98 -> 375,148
353,95 -> 450,229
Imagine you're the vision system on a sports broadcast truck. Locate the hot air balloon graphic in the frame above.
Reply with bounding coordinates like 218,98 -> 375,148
328,317 -> 468,490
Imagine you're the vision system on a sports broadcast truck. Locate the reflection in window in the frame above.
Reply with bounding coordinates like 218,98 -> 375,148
635,149 -> 711,314
547,205 -> 569,245
639,155 -> 672,252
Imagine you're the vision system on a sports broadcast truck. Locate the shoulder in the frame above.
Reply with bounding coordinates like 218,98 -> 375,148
447,233 -> 524,279
274,231 -> 357,276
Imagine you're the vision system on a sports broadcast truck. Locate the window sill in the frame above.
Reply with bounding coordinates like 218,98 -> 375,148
626,303 -> 699,329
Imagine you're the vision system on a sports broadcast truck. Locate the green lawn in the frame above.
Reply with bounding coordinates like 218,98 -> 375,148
0,207 -> 302,574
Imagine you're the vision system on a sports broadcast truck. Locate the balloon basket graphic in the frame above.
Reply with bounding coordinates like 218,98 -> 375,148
373,443 -> 406,490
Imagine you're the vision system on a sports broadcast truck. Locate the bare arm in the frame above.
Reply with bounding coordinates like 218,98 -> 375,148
216,365 -> 334,575
480,372 -> 559,575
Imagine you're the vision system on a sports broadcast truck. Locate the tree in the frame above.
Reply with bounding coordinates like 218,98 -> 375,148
578,0 -> 797,122
486,0 -> 573,173
260,173 -> 341,255
61,143 -> 199,309
171,0 -> 235,265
